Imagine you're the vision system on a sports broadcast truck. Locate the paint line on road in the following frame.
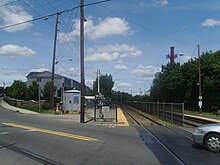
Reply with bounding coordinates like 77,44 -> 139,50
0,132 -> 10,135
2,122 -> 99,142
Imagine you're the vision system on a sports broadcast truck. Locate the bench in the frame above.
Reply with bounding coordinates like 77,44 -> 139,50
216,110 -> 220,116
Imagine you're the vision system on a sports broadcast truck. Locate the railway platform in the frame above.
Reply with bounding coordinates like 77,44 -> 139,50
184,113 -> 220,125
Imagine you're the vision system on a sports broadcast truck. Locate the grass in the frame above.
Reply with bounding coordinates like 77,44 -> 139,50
16,105 -> 54,114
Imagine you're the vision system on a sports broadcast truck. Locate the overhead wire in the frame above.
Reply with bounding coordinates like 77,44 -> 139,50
43,0 -> 97,76
21,0 -> 54,28
44,0 -> 79,60
0,0 -> 111,31
94,0 -> 194,47
0,0 -> 21,7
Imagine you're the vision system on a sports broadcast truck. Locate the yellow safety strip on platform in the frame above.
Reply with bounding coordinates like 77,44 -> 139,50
117,108 -> 129,127
184,114 -> 220,123
2,122 -> 99,142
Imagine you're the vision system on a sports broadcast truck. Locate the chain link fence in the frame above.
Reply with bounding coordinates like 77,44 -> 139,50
125,102 -> 184,126
94,105 -> 118,122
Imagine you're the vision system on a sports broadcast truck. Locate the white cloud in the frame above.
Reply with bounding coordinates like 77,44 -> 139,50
0,44 -> 36,57
0,2 -> 33,32
85,79 -> 94,88
85,52 -> 119,63
56,66 -> 80,78
58,17 -> 131,42
85,44 -> 142,63
114,64 -> 128,71
201,19 -> 220,27
113,80 -> 134,92
178,54 -> 192,62
89,17 -> 131,40
132,65 -> 161,80
152,0 -> 168,7
139,0 -> 168,7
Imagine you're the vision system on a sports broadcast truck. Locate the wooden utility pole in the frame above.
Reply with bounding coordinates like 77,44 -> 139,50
50,13 -> 59,113
80,0 -> 85,123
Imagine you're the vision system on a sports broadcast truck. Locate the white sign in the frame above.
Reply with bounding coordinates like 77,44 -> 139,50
102,106 -> 110,112
198,101 -> 202,108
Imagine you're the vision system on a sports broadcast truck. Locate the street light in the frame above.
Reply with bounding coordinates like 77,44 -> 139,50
51,56 -> 73,113
197,45 -> 202,114
55,58 -> 73,65
178,44 -> 202,113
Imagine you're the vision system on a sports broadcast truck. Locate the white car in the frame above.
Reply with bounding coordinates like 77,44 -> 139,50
192,123 -> 220,152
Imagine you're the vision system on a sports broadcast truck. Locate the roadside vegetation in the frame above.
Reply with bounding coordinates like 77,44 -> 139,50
2,50 -> 220,114
149,50 -> 220,112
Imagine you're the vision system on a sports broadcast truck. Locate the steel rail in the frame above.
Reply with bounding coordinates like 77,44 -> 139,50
120,104 -> 186,165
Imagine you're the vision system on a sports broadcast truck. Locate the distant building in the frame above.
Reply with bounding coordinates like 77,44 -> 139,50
26,71 -> 89,98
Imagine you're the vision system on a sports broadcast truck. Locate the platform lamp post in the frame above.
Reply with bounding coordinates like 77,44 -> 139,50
197,44 -> 202,114
179,44 -> 202,113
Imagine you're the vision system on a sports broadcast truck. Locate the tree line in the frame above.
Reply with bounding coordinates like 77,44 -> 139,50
4,50 -> 220,112
149,50 -> 220,112
5,80 -> 54,103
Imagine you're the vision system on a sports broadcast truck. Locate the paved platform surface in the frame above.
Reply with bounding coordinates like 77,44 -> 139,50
185,113 -> 220,123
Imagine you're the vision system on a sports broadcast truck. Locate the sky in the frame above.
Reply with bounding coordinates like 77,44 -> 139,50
0,0 -> 220,95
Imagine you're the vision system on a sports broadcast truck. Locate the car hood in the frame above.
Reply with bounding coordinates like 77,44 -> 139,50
197,123 -> 220,130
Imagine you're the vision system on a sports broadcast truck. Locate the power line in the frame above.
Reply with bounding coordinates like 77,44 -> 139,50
0,0 -> 111,31
0,12 -> 57,31
95,1 -> 193,46
0,0 -> 21,8
44,0 -> 78,59
21,0 -> 54,28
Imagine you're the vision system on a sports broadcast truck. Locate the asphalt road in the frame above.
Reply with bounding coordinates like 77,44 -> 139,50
0,106 -> 160,165
146,126 -> 220,165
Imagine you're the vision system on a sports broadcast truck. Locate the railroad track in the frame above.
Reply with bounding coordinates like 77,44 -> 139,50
119,104 -> 220,164
119,104 -> 190,165
120,103 -> 218,127
184,115 -> 216,127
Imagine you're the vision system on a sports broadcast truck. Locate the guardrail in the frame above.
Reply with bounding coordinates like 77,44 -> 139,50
124,102 -> 184,126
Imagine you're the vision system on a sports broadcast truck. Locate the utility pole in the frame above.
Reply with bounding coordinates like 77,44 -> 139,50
198,44 -> 202,113
50,12 -> 60,113
38,85 -> 41,113
80,0 -> 85,123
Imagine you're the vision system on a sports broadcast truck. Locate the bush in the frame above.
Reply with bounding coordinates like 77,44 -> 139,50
41,102 -> 50,110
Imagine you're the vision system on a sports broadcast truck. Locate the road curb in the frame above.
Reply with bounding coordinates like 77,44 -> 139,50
0,99 -> 39,114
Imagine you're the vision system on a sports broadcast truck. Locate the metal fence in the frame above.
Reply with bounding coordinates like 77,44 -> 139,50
125,102 -> 184,126
94,105 -> 118,122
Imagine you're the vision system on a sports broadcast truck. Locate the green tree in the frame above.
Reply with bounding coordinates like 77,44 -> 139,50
42,81 -> 56,103
26,81 -> 39,101
7,80 -> 27,99
93,74 -> 114,97
111,91 -> 133,102
149,50 -> 220,112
